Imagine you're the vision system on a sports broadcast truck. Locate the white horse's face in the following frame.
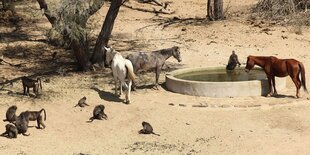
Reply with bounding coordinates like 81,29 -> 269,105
105,46 -> 113,66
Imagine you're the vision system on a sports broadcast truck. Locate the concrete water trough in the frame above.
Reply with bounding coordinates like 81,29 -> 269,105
165,67 -> 286,97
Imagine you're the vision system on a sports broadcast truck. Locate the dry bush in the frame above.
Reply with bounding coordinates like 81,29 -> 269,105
253,0 -> 296,17
253,0 -> 310,25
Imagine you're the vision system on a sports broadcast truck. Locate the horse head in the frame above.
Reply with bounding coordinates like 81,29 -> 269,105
245,56 -> 255,72
172,46 -> 182,62
104,46 -> 114,66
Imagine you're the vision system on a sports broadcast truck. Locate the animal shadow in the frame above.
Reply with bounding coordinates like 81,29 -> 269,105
273,94 -> 296,99
91,87 -> 124,103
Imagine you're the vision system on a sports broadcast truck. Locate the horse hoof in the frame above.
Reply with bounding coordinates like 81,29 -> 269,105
125,101 -> 130,104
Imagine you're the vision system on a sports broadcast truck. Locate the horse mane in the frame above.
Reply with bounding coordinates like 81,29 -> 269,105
153,46 -> 178,56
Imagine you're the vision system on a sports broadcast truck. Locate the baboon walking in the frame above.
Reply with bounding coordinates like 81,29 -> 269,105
74,96 -> 89,107
139,121 -> 160,136
0,124 -> 18,139
3,105 -> 17,123
89,105 -> 108,122
21,76 -> 42,96
24,109 -> 47,129
14,112 -> 30,136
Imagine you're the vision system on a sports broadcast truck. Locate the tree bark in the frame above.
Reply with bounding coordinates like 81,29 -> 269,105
70,40 -> 92,71
207,0 -> 214,20
91,0 -> 123,66
214,0 -> 224,20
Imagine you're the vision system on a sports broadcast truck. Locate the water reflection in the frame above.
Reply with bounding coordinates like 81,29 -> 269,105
175,68 -> 266,82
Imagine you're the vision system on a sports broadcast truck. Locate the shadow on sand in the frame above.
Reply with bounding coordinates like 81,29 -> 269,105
91,87 -> 124,103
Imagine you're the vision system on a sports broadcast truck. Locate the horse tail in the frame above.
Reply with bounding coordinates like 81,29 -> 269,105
125,59 -> 136,81
299,62 -> 308,93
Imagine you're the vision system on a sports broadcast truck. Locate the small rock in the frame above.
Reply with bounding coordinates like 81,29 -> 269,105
179,104 -> 186,107
168,103 -> 174,106
186,123 -> 190,125
181,27 -> 186,31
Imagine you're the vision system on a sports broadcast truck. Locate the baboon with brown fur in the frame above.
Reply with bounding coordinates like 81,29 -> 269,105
74,96 -> 89,107
0,123 -> 18,139
21,76 -> 42,96
24,109 -> 46,129
89,105 -> 107,122
139,121 -> 160,136
3,105 -> 17,123
14,112 -> 30,136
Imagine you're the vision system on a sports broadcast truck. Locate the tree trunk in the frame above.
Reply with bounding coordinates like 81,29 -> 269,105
70,40 -> 92,71
207,0 -> 224,20
207,0 -> 214,20
91,0 -> 123,66
214,0 -> 223,20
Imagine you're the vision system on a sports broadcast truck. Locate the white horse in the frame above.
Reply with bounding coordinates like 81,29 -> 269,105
105,46 -> 136,104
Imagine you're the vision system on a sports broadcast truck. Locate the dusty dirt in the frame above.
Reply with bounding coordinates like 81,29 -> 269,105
1,0 -> 310,154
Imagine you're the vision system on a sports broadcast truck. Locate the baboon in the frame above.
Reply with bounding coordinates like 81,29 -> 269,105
139,121 -> 160,136
226,50 -> 241,70
74,96 -> 89,107
21,76 -> 42,96
3,105 -> 17,123
24,109 -> 46,129
89,105 -> 107,122
0,123 -> 18,139
14,112 -> 30,136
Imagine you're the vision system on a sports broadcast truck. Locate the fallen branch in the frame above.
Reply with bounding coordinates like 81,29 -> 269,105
0,56 -> 22,67
123,3 -> 175,14
158,17 -> 209,29
138,0 -> 169,8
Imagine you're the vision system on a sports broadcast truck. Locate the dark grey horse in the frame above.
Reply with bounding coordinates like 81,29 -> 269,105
126,46 -> 182,90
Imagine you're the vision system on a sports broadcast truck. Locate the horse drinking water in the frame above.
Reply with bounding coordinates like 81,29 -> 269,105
126,46 -> 182,90
245,56 -> 307,98
105,47 -> 136,104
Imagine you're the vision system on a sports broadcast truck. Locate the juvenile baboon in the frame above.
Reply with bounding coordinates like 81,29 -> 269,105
14,112 -> 30,136
21,76 -> 42,96
74,96 -> 89,107
226,50 -> 241,70
24,109 -> 46,129
139,121 -> 160,136
0,123 -> 18,139
3,105 -> 17,123
89,105 -> 107,122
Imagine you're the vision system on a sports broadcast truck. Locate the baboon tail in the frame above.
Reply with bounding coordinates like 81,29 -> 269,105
152,132 -> 160,136
22,133 -> 30,136
299,62 -> 308,93
40,109 -> 47,121
125,59 -> 136,81
88,117 -> 94,122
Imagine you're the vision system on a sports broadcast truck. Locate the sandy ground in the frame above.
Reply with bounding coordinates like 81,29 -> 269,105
1,0 -> 310,154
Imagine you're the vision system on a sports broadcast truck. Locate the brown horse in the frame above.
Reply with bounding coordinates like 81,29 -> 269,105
245,56 -> 308,98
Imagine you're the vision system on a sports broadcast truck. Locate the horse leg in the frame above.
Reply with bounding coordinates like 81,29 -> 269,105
114,78 -> 118,96
154,66 -> 162,90
267,76 -> 273,97
120,80 -> 123,95
126,80 -> 132,104
272,76 -> 278,96
290,75 -> 301,98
